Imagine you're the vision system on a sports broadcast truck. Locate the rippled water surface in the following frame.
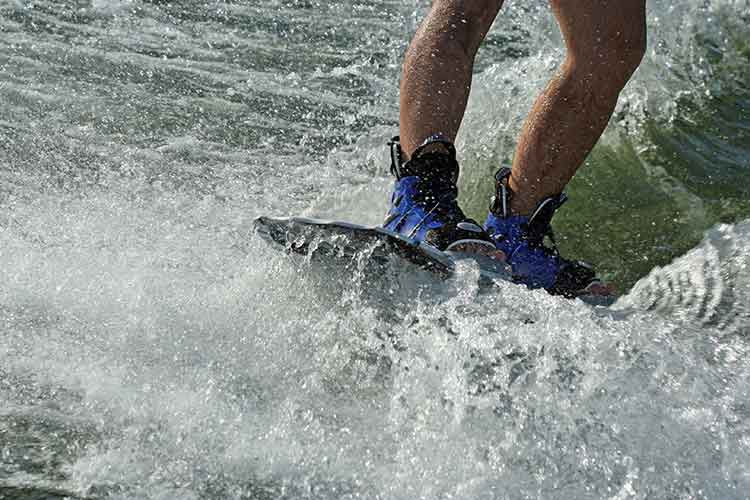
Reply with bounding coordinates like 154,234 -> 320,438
2,1 -> 750,499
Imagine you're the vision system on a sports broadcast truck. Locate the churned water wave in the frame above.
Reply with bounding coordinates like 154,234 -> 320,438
1,0 -> 750,499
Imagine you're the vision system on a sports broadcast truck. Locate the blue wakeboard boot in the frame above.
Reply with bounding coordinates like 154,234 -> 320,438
383,136 -> 497,254
484,167 -> 604,297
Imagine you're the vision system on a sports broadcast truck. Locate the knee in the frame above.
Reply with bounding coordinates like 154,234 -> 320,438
426,0 -> 503,58
604,31 -> 647,85
571,29 -> 646,92
553,0 -> 647,89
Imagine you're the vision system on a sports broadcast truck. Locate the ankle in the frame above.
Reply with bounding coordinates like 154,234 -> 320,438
507,176 -> 538,217
406,134 -> 456,161
416,142 -> 452,158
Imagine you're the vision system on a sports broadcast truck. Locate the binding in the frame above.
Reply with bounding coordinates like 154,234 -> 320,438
383,135 -> 496,253
388,136 -> 403,178
490,167 -> 567,252
485,166 -> 601,296
388,134 -> 459,183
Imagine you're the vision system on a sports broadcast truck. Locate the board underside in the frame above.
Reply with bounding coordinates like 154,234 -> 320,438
254,216 -> 514,283
254,217 -> 615,306
253,216 -> 615,305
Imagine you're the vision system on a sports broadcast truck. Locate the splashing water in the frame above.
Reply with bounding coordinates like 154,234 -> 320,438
2,1 -> 750,499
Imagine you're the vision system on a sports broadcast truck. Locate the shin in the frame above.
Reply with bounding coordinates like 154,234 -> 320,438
399,0 -> 504,157
509,0 -> 647,215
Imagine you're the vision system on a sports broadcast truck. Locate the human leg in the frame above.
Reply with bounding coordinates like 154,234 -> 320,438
509,0 -> 647,215
399,0 -> 504,157
482,0 -> 645,295
381,0 -> 504,254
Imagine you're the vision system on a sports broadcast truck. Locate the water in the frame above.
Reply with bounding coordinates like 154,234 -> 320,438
1,0 -> 750,498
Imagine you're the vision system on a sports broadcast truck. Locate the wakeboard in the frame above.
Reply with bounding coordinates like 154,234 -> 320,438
254,215 -> 512,283
254,216 -> 614,305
